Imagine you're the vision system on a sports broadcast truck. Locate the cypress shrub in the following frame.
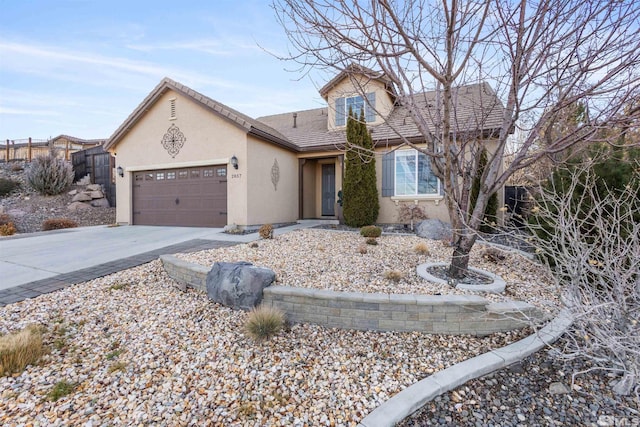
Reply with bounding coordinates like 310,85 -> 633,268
342,109 -> 379,227
469,148 -> 499,233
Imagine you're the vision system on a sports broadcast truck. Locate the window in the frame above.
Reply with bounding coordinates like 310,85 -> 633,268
394,150 -> 439,196
335,92 -> 376,126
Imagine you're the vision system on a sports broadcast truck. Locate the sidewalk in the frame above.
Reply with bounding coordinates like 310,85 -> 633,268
0,222 -> 325,306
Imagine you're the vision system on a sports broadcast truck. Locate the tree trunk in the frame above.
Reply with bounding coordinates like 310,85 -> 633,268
448,232 -> 477,280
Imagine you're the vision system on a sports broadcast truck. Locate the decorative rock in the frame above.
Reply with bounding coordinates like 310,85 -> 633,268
86,184 -> 102,191
415,219 -> 453,241
89,191 -> 104,199
223,223 -> 241,234
68,189 -> 78,196
68,201 -> 92,211
72,193 -> 92,202
206,261 -> 275,310
548,382 -> 571,395
90,198 -> 110,208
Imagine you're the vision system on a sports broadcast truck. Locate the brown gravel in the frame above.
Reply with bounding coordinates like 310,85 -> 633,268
0,163 -> 115,234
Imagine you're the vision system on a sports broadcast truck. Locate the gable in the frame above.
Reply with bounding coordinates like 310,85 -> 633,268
105,78 -> 296,153
324,76 -> 395,130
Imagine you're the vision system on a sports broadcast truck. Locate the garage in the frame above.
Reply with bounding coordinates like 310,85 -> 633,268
132,165 -> 227,227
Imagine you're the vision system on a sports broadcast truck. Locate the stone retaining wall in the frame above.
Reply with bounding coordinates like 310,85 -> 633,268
160,255 -> 542,335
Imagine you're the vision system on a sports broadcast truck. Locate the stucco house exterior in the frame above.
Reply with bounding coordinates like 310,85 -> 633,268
105,67 -> 504,228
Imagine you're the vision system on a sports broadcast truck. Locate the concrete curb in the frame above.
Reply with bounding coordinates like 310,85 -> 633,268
357,309 -> 573,427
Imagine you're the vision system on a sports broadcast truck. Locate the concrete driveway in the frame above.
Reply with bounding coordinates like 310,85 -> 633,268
1,225 -> 247,289
0,222 -> 324,306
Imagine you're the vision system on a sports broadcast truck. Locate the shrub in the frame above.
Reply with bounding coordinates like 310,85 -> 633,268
10,162 -> 24,172
397,204 -> 428,229
42,218 -> 78,231
365,237 -> 378,245
47,380 -> 76,401
414,242 -> 430,255
469,148 -> 499,233
360,225 -> 382,238
342,110 -> 379,227
0,214 -> 10,225
383,270 -> 404,282
0,178 -> 20,197
259,224 -> 274,239
0,222 -> 16,236
0,325 -> 45,376
26,154 -> 74,195
244,305 -> 285,342
0,214 -> 11,226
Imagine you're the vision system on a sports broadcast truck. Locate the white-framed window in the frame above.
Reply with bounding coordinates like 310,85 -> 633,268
394,149 -> 440,196
335,92 -> 376,126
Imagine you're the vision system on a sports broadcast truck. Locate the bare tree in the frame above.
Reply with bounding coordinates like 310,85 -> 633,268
272,0 -> 640,278
528,160 -> 639,396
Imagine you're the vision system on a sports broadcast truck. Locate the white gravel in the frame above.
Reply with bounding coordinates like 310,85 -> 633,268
0,228 -> 554,426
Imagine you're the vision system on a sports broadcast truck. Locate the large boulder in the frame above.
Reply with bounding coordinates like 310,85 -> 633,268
90,198 -> 110,208
67,201 -> 91,212
415,219 -> 453,241
206,261 -> 275,311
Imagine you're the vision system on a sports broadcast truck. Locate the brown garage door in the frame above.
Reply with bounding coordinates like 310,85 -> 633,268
132,165 -> 227,227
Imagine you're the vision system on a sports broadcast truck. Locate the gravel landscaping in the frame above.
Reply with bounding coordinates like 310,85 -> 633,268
0,260 -> 529,426
2,222 -> 635,425
177,229 -> 559,315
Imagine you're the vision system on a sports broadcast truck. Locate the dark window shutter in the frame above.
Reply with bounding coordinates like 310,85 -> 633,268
366,92 -> 376,122
382,151 -> 395,197
335,97 -> 345,126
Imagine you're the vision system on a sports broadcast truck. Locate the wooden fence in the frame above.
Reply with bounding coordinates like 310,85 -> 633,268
1,137 -> 102,163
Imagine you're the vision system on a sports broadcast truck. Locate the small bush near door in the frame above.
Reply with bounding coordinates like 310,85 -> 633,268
259,224 -> 274,239
360,225 -> 382,238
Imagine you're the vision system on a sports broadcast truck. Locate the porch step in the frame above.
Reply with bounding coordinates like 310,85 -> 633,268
296,219 -> 339,225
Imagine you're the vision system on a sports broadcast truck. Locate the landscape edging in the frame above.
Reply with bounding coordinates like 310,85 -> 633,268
356,309 -> 573,427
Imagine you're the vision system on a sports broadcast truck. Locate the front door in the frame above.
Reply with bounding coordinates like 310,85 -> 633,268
321,164 -> 335,216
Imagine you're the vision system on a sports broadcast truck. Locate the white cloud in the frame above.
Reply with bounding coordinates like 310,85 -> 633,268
0,41 -> 239,90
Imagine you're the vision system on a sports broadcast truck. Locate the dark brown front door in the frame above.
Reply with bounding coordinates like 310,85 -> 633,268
132,165 -> 227,227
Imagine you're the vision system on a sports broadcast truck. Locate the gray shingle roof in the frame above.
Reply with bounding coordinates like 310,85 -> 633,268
258,82 -> 505,151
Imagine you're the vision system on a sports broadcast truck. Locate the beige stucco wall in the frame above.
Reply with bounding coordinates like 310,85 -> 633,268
375,140 -> 505,225
245,136 -> 298,225
109,89 -> 250,226
326,77 -> 394,131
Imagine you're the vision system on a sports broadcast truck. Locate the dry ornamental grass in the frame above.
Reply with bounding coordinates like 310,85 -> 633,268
0,325 -> 45,376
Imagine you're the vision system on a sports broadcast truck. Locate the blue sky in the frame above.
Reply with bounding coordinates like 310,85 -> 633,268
0,0 -> 325,141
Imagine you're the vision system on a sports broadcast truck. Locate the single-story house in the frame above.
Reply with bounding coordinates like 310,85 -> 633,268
104,67 -> 504,228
